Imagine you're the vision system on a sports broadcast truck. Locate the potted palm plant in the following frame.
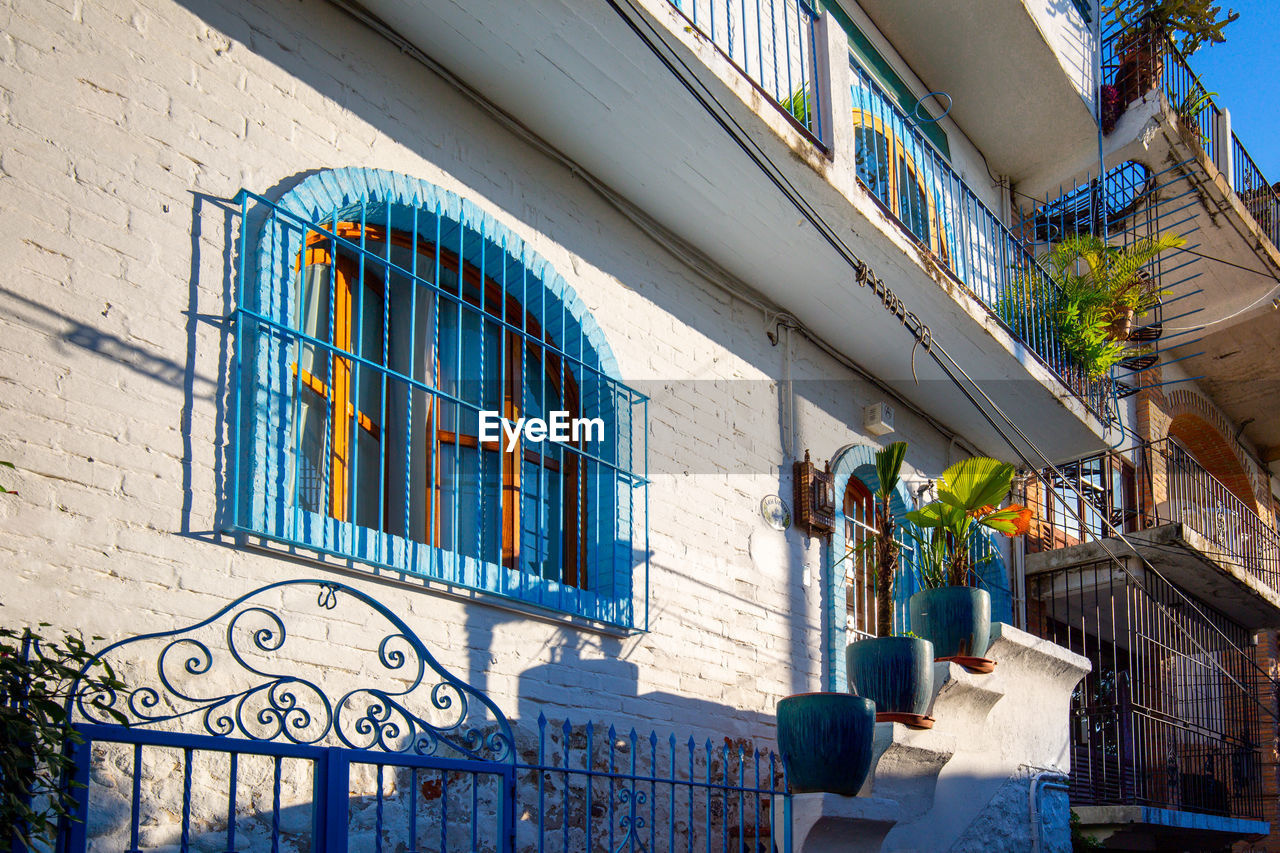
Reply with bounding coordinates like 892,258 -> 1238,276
1109,0 -> 1238,106
904,458 -> 1032,671
843,442 -> 936,728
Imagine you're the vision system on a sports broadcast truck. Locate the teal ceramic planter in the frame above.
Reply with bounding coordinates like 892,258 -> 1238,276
845,636 -> 934,717
909,586 -> 991,659
776,693 -> 876,795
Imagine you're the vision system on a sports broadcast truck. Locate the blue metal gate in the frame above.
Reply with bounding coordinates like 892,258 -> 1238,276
54,580 -> 517,852
46,580 -> 790,853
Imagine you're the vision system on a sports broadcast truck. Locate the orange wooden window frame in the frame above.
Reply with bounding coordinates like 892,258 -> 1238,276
295,223 -> 588,587
844,477 -> 876,638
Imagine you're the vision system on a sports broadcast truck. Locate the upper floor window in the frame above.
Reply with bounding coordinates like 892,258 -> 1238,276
235,169 -> 648,628
851,106 -> 951,266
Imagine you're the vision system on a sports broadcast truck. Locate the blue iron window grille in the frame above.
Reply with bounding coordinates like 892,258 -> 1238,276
231,169 -> 649,629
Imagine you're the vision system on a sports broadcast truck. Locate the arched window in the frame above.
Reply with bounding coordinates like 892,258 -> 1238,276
843,476 -> 877,642
851,111 -> 949,263
238,169 -> 646,627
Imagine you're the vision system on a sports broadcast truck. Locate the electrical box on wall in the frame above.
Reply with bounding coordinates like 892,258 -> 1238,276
794,450 -> 835,536
864,402 -> 895,436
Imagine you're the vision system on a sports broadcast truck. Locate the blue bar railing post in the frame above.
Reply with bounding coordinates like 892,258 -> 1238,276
230,190 -> 249,533
563,719 -> 573,852
59,729 -> 91,853
313,748 -> 350,853
502,763 -> 518,853
649,730 -> 658,853
687,736 -> 696,853
585,720 -> 596,850
536,713 -> 547,853
782,778 -> 792,853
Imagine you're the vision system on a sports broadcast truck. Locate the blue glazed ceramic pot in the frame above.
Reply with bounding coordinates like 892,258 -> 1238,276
909,586 -> 991,659
776,692 -> 876,795
845,636 -> 934,716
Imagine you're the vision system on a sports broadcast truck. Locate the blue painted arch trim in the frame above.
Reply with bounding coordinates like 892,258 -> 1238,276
258,166 -> 621,381
826,443 -> 917,692
237,167 -> 641,627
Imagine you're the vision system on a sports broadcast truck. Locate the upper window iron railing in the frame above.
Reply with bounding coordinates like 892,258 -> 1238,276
231,182 -> 649,630
669,0 -> 827,146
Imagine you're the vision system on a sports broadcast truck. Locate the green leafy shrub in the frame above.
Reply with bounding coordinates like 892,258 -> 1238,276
1106,0 -> 1239,56
1,626 -> 127,850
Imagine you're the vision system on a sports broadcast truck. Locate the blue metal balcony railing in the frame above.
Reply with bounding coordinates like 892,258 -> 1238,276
849,59 -> 1111,416
670,0 -> 826,147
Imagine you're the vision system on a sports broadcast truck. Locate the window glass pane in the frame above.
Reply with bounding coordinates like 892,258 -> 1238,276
438,441 -> 500,564
522,458 -> 564,581
897,156 -> 931,245
296,385 -> 328,514
855,126 -> 891,204
522,346 -> 565,419
298,263 -> 333,382
436,302 -> 487,435
845,479 -> 875,641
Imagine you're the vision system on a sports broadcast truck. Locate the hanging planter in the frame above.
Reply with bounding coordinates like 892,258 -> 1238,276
776,693 -> 876,795
1105,304 -> 1137,343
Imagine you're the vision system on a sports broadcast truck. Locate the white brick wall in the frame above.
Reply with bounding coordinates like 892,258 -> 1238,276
0,0 -> 962,749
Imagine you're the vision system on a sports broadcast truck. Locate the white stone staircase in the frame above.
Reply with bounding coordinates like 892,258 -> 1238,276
786,624 -> 1090,853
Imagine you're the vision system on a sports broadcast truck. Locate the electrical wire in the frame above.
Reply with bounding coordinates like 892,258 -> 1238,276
599,0 -> 1280,714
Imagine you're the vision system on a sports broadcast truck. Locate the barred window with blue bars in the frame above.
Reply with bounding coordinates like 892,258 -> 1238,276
235,172 -> 648,628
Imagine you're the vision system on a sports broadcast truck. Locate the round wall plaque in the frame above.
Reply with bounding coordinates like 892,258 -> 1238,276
761,495 -> 792,531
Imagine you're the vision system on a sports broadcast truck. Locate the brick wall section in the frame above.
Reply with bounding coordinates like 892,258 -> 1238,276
1138,379 -> 1273,522
1164,389 -> 1271,518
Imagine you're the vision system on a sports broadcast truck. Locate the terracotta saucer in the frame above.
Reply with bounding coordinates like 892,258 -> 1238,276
875,711 -> 935,729
937,655 -> 996,674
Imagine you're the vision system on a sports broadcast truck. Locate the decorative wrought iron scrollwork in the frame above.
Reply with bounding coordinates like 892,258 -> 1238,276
69,579 -> 514,762
613,786 -> 651,853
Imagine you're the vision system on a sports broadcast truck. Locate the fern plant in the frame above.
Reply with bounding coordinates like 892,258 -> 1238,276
1000,232 -> 1186,378
781,83 -> 813,130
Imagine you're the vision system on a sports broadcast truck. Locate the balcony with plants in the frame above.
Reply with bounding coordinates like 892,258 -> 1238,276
847,59 -> 1123,415
351,0 -> 1130,458
1101,0 -> 1280,252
